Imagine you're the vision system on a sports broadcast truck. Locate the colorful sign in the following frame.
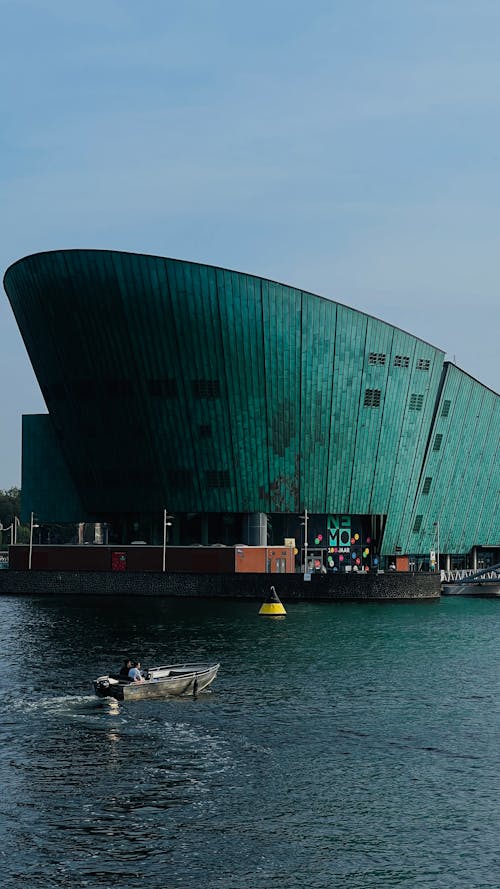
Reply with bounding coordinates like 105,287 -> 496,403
327,515 -> 351,547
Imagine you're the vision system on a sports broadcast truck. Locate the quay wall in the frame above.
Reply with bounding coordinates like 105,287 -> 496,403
0,570 -> 440,601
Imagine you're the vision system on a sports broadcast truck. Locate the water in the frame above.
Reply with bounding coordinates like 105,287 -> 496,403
0,594 -> 498,889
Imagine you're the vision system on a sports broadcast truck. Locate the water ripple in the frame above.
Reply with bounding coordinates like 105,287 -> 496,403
0,595 -> 498,888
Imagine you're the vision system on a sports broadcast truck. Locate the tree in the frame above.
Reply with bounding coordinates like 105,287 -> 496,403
0,487 -> 78,546
0,487 -> 20,526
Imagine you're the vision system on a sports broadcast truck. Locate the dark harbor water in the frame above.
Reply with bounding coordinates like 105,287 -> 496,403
0,594 -> 498,889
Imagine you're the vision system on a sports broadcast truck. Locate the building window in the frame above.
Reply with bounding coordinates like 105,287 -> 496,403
422,477 -> 432,494
433,434 -> 443,451
206,470 -> 230,488
368,352 -> 386,365
364,388 -> 381,407
416,358 -> 430,371
394,355 -> 410,367
148,378 -> 178,397
409,393 -> 424,411
199,424 -> 212,438
193,379 -> 220,398
441,400 -> 451,417
413,515 -> 423,532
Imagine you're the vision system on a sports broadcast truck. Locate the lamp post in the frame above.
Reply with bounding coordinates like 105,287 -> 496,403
162,509 -> 174,572
433,521 -> 440,574
28,511 -> 39,570
300,509 -> 309,575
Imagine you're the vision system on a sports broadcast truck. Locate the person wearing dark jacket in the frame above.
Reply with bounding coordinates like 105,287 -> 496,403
119,659 -> 132,679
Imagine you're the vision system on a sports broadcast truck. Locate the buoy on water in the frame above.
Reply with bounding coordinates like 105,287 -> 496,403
259,585 -> 286,616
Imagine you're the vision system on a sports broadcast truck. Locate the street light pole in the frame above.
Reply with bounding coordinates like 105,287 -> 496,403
301,509 -> 309,574
434,521 -> 440,574
162,509 -> 173,573
28,511 -> 39,570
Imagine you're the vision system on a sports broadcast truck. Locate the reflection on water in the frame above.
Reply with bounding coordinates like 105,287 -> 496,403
0,594 -> 499,888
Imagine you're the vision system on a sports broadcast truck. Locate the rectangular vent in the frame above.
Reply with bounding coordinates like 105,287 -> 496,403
416,358 -> 430,371
409,393 -> 424,411
433,434 -> 443,451
368,352 -> 386,365
441,400 -> 451,417
394,355 -> 410,367
413,515 -> 423,533
206,470 -> 230,488
199,424 -> 212,438
193,379 -> 220,398
422,477 -> 432,494
166,469 -> 193,488
148,378 -> 178,397
363,388 -> 381,407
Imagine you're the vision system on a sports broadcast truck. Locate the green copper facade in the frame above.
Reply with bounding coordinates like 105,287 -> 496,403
4,249 -> 499,559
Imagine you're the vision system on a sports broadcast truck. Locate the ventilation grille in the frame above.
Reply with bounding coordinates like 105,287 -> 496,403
394,355 -> 410,367
193,379 -> 220,398
368,352 -> 386,365
206,470 -> 230,488
409,393 -> 424,411
364,388 -> 381,407
441,400 -> 451,417
416,358 -> 430,371
413,515 -> 423,533
422,477 -> 432,494
433,434 -> 443,451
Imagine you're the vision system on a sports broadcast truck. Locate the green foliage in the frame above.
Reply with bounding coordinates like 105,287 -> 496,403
0,488 -> 24,545
0,489 -> 78,545
0,487 -> 20,526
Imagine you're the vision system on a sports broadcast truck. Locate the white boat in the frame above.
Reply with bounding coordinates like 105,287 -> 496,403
93,662 -> 220,701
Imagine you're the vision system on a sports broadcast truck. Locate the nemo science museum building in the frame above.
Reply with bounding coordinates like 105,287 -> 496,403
3,249 -> 500,572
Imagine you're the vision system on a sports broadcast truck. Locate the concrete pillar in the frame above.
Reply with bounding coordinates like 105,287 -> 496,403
472,547 -> 477,570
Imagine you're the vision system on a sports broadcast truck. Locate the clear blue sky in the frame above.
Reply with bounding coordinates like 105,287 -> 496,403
1,0 -> 499,488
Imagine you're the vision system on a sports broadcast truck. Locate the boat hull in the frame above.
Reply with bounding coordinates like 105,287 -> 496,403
442,582 -> 500,597
93,662 -> 220,701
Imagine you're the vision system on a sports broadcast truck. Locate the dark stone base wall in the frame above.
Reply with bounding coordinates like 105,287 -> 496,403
0,570 -> 440,601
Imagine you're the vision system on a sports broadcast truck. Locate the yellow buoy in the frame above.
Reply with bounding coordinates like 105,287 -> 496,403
259,585 -> 286,616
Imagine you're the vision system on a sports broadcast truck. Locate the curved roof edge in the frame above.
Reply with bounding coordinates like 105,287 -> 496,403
4,247 -> 494,393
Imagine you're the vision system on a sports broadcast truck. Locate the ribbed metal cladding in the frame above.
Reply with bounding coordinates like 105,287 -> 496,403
3,249 -> 499,555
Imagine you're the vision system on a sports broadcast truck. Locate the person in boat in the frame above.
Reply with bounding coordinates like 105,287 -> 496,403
119,658 -> 132,679
128,661 -> 145,683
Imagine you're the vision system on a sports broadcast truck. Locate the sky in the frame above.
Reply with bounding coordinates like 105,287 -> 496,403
1,0 -> 499,488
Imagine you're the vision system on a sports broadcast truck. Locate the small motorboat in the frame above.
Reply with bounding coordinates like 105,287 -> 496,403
93,662 -> 220,701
